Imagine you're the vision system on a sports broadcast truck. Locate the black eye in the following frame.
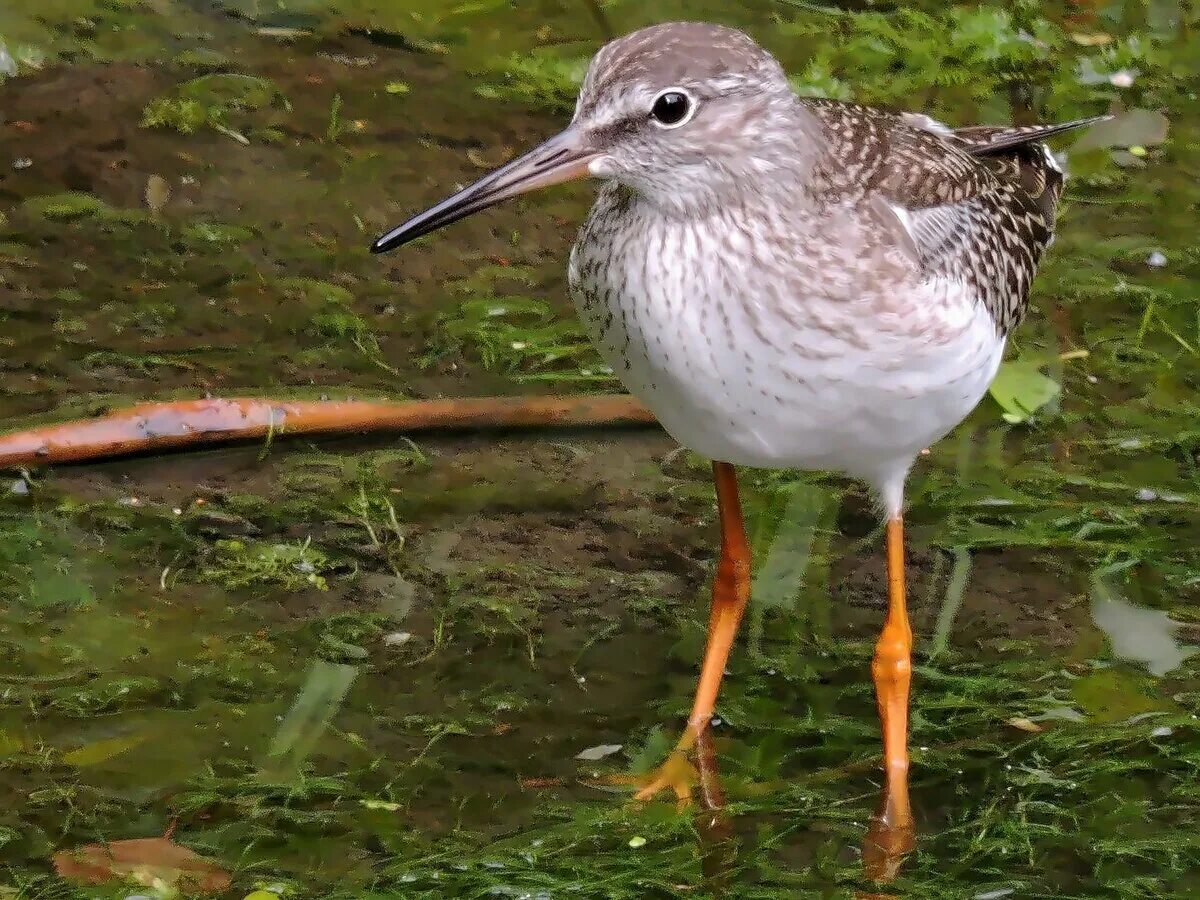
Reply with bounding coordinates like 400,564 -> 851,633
651,91 -> 692,127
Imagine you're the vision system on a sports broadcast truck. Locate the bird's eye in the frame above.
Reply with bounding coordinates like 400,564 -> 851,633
650,90 -> 694,128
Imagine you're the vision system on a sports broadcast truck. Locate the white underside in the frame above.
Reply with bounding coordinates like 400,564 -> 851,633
569,198 -> 1006,515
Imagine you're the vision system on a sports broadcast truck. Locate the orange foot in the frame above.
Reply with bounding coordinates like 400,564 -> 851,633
605,750 -> 699,808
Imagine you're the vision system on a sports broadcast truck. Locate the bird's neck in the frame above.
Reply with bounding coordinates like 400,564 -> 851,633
612,162 -> 814,226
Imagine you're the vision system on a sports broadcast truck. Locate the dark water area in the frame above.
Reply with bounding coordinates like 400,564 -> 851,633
1,1 -> 1199,897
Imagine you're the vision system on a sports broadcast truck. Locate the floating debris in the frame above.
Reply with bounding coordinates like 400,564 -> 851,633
1005,717 -> 1044,733
1073,108 -> 1169,152
144,174 -> 171,213
575,743 -> 622,761
0,41 -> 16,77
53,837 -> 230,894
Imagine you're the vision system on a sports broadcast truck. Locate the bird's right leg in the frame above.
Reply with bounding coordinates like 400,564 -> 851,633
862,515 -> 916,880
611,460 -> 751,806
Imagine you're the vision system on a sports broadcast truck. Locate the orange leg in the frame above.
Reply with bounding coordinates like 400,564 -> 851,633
862,516 -> 916,881
630,460 -> 750,803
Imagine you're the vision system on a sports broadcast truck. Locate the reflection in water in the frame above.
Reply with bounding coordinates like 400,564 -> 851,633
264,659 -> 359,776
927,428 -> 978,659
741,478 -> 917,888
861,769 -> 916,886
688,727 -> 916,895
748,480 -> 841,653
693,728 -> 735,895
1090,575 -> 1198,676
927,545 -> 973,659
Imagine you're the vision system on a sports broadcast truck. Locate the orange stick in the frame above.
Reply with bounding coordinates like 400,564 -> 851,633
0,395 -> 657,468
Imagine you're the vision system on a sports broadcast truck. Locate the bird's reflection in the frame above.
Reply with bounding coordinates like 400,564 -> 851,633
860,768 -> 916,887
692,728 -> 736,894
688,728 -> 916,895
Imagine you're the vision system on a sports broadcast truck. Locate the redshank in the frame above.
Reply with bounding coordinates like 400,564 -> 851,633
371,22 -> 1102,819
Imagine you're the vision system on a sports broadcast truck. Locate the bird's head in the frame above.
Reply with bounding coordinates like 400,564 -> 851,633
371,22 -> 810,253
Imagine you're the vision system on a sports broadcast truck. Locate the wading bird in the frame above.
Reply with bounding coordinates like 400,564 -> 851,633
371,20 -> 1102,835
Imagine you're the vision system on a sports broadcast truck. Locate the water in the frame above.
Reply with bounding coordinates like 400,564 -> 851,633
1,2 -> 1198,897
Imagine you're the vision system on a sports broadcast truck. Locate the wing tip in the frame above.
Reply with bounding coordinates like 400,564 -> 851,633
965,114 -> 1112,156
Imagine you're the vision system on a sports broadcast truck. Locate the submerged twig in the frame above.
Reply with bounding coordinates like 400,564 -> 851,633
578,0 -> 615,39
0,395 -> 658,469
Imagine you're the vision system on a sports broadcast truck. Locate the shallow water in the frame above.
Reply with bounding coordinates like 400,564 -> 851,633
1,1 -> 1199,898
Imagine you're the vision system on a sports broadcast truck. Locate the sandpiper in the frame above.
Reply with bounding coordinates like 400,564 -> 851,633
372,21 -> 1102,823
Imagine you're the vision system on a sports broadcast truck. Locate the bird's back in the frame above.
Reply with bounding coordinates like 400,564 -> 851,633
801,99 -> 1100,333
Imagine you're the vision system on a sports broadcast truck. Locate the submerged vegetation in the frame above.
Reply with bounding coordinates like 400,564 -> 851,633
1,0 -> 1198,897
141,74 -> 289,144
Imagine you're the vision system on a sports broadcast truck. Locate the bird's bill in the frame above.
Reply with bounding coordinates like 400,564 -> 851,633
370,126 -> 599,254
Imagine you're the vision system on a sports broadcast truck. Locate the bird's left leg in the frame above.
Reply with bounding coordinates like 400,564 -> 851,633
862,515 -> 916,880
612,461 -> 751,806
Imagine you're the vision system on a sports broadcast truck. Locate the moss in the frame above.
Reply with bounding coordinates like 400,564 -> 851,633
197,538 -> 334,592
141,73 -> 287,141
20,192 -> 113,221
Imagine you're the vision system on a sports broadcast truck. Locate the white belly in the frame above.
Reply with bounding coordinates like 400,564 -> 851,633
569,198 -> 1005,494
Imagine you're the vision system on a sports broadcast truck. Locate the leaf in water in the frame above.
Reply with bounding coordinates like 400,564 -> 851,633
988,358 -> 1060,423
52,837 -> 230,893
1090,577 -> 1198,677
575,743 -> 622,761
1147,0 -> 1182,35
748,480 -> 841,652
62,733 -> 147,767
1071,669 -> 1174,724
360,572 -> 416,620
1073,108 -> 1170,152
625,725 -> 673,775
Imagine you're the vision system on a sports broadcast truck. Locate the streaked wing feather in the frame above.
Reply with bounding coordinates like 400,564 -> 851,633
898,202 -> 974,264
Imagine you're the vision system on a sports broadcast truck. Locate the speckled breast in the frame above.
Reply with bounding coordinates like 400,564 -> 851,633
567,184 -> 1006,483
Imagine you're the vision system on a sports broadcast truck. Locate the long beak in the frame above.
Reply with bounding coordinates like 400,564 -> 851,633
370,126 -> 600,254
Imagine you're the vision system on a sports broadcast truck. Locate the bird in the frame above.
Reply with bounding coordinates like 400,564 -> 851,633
370,20 -> 1103,831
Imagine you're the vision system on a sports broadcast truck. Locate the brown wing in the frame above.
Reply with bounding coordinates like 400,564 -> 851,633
802,99 -> 1101,332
